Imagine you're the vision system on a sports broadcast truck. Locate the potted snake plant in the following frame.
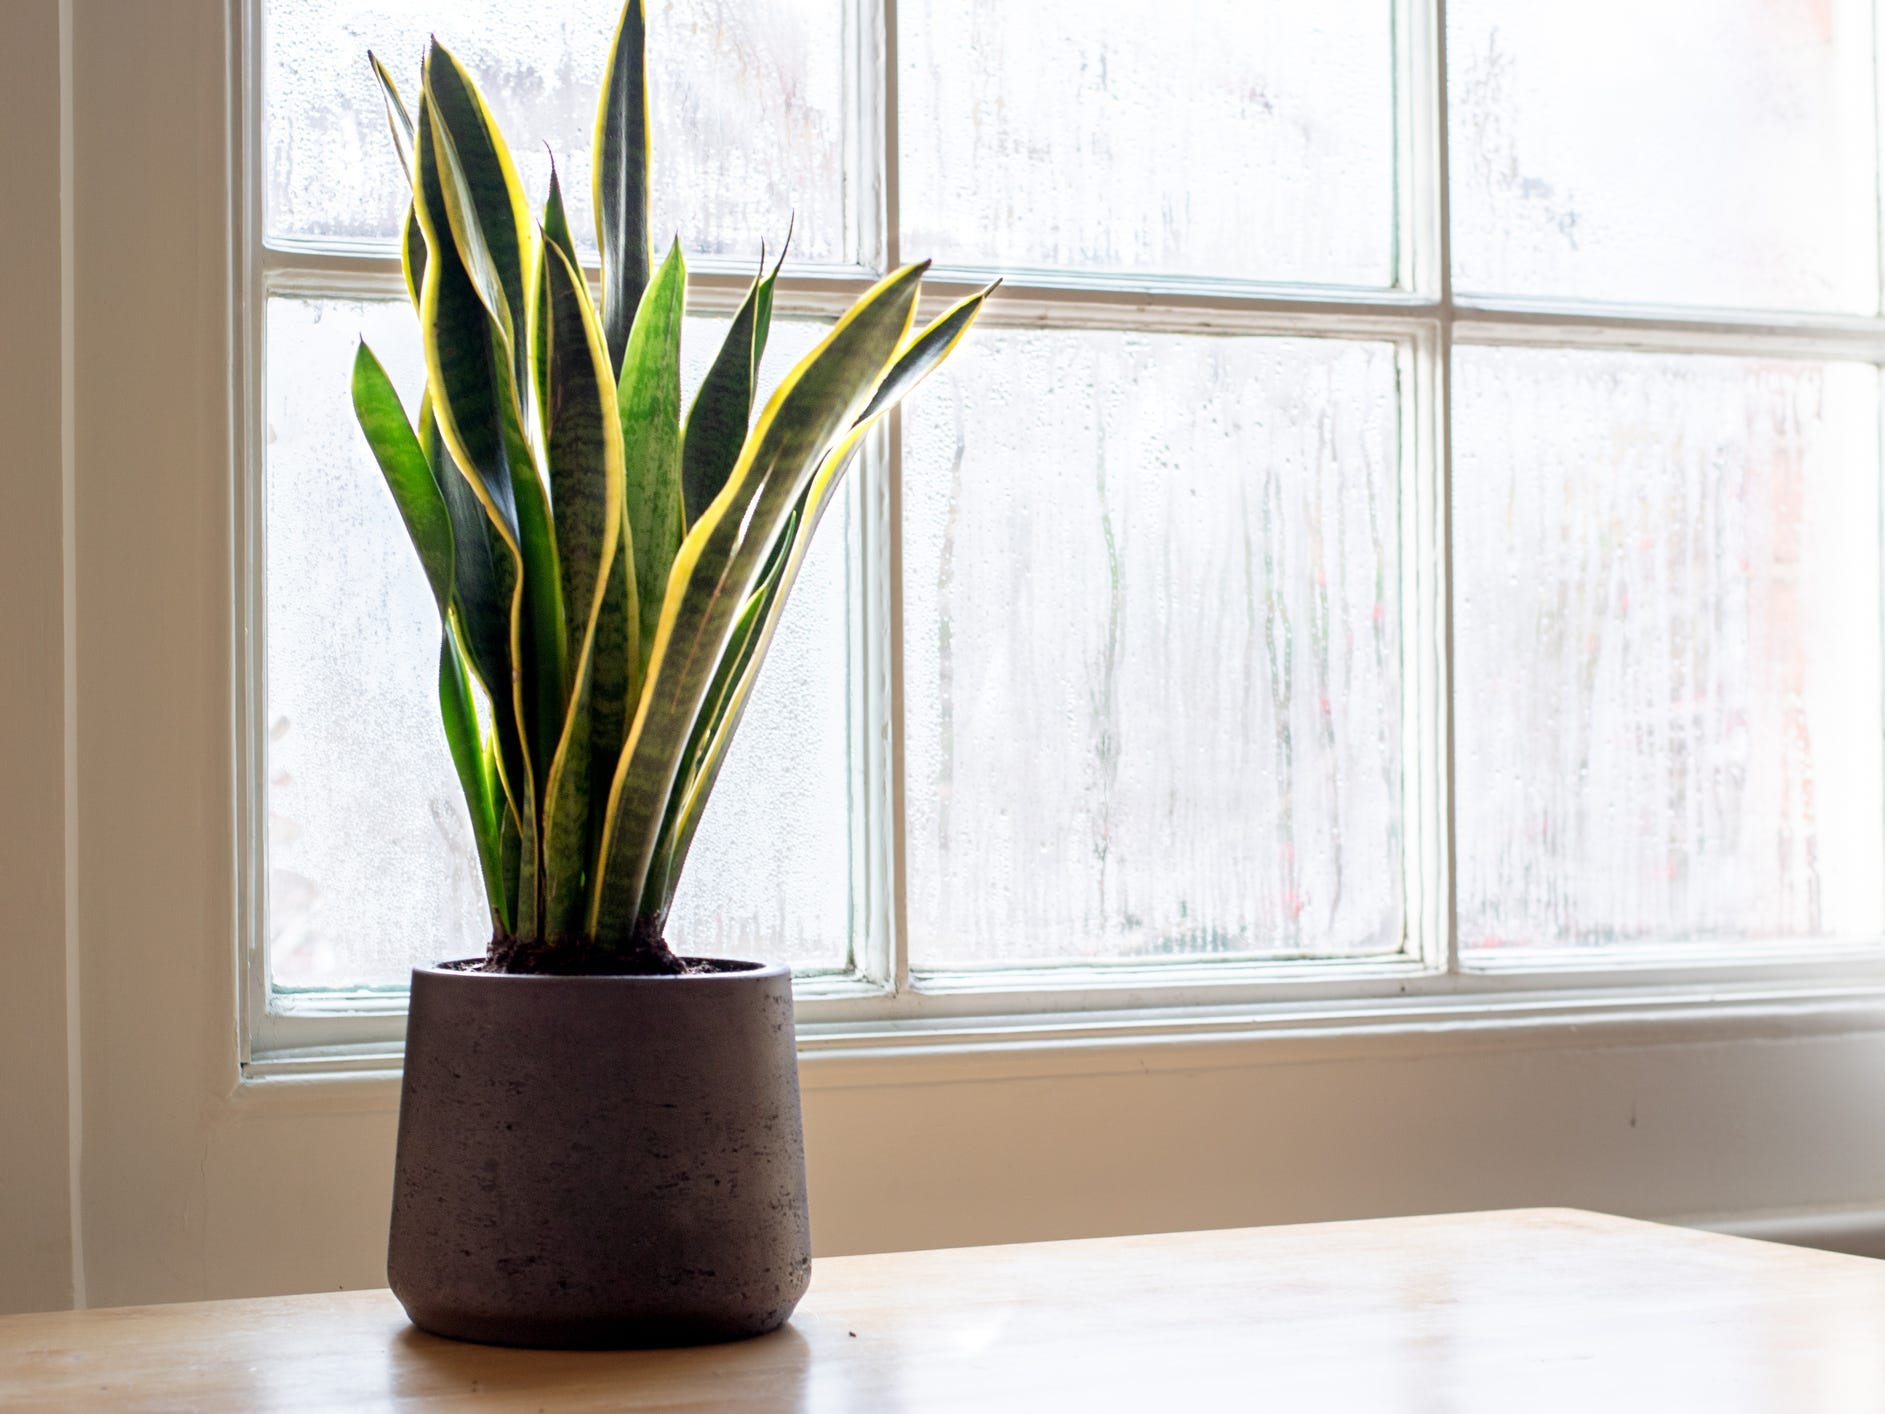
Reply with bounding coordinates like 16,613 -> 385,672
348,0 -> 990,1349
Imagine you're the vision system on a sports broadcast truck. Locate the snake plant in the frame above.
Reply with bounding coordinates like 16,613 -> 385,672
349,1 -> 990,972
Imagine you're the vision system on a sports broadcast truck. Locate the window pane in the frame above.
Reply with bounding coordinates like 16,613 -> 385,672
266,298 -> 482,986
265,298 -> 850,987
1454,346 -> 1885,952
903,329 -> 1403,967
898,0 -> 1395,287
1448,0 -> 1879,312
264,0 -> 851,265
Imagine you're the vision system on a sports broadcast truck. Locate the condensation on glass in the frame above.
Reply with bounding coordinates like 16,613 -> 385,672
898,0 -> 1395,287
1453,346 -> 1885,952
264,298 -> 850,987
902,329 -> 1404,967
263,0 -> 852,266
1447,0 -> 1879,312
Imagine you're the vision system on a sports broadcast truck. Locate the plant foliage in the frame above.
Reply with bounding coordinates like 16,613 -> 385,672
351,1 -> 990,971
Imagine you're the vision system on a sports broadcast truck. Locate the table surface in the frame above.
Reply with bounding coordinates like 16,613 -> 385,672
5,1209 -> 1884,1412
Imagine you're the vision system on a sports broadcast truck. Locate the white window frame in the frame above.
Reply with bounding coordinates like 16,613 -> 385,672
242,0 -> 1885,1075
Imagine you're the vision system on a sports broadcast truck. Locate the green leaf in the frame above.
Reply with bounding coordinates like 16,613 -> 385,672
367,52 -> 416,180
500,804 -> 523,937
533,162 -> 575,432
420,395 -> 514,808
542,162 -> 575,266
413,90 -> 539,937
366,55 -> 429,310
588,261 -> 928,940
680,261 -> 762,526
594,0 -> 650,373
353,343 -> 507,937
640,526 -> 790,915
507,390 -> 569,814
351,343 -> 452,615
401,208 -> 427,311
753,220 -> 790,373
421,78 -> 568,827
585,508 -> 638,866
414,100 -> 520,541
423,40 -> 533,391
428,397 -> 530,938
537,241 -> 627,937
649,285 -> 998,917
439,628 -> 506,933
618,239 -> 687,683
860,281 -> 998,426
541,242 -> 620,680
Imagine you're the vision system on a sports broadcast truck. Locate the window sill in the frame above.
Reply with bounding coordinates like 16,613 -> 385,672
236,966 -> 1885,1105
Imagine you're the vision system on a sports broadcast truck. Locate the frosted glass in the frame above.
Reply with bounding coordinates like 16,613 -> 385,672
1454,347 -> 1885,952
266,298 -> 482,987
264,0 -> 849,265
903,329 -> 1403,966
1448,0 -> 1879,312
265,299 -> 850,987
898,0 -> 1395,287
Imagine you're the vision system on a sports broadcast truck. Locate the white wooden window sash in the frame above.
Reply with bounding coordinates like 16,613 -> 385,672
241,0 -> 1885,1067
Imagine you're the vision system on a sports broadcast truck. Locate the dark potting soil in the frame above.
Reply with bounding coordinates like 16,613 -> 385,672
456,933 -> 725,977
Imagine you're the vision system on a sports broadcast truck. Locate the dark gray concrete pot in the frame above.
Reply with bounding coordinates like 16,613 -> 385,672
387,959 -> 810,1349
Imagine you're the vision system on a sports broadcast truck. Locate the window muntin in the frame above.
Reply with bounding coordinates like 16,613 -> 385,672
254,0 -> 1885,1020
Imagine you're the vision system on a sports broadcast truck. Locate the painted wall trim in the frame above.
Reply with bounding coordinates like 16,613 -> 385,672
1695,1205 -> 1885,1262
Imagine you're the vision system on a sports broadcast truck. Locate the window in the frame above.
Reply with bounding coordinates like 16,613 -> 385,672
252,0 -> 1885,1050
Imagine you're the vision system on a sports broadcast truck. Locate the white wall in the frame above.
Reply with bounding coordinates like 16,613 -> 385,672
5,0 -> 1885,1316
0,0 -> 77,1317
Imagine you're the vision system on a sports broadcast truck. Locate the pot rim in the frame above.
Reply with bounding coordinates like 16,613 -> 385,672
414,957 -> 792,983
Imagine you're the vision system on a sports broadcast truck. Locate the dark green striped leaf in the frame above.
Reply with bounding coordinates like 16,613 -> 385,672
420,396 -> 511,790
541,242 -> 619,675
753,221 -> 789,372
594,0 -> 650,373
589,262 -> 927,940
401,208 -> 427,311
538,241 -> 627,937
534,163 -> 574,433
542,162 -> 575,266
366,56 -> 428,309
640,525 -> 789,916
585,509 -> 637,867
414,99 -> 519,541
860,281 -> 999,425
424,399 -> 520,946
368,52 -> 416,179
618,239 -> 686,683
507,390 -> 568,809
648,285 -> 997,917
413,90 -> 539,937
423,40 -> 532,391
500,804 -> 523,938
680,262 -> 762,525
439,629 -> 506,934
422,77 -> 569,806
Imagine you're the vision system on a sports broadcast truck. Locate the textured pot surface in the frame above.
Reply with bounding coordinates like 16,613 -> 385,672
388,959 -> 810,1349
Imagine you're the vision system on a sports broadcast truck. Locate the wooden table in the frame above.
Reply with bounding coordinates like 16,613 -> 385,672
5,1209 -> 1884,1411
